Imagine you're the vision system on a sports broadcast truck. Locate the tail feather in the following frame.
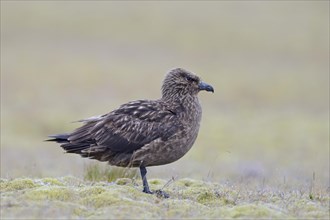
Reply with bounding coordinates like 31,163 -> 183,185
47,133 -> 97,155
46,133 -> 70,143
61,142 -> 92,153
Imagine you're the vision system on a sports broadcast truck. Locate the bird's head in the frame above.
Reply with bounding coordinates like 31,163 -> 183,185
162,68 -> 214,99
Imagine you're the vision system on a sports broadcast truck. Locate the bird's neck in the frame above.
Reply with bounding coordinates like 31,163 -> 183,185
161,86 -> 197,101
161,92 -> 197,104
161,93 -> 201,117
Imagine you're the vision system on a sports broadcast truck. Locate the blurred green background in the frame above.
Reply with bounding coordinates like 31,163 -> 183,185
1,2 -> 329,187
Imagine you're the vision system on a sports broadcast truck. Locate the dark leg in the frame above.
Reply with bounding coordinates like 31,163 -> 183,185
139,166 -> 170,198
139,166 -> 152,194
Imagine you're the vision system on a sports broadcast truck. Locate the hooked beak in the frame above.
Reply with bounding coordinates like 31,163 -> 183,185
198,81 -> 214,93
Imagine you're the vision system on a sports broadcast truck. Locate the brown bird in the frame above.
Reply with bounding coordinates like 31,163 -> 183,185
47,68 -> 214,197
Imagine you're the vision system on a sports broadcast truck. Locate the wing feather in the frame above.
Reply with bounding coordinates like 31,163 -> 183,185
67,100 -> 180,153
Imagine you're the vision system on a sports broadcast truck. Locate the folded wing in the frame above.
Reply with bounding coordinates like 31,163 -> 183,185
62,100 -> 180,154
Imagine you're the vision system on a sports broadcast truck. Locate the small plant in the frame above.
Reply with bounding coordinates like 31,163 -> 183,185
309,171 -> 315,200
84,163 -> 138,182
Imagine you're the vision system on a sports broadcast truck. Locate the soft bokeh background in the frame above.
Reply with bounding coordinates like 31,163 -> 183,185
1,1 -> 329,188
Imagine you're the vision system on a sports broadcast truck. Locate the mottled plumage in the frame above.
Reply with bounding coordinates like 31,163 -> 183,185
48,68 -> 214,197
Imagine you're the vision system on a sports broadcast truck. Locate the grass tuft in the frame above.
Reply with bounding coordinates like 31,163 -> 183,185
83,163 -> 138,183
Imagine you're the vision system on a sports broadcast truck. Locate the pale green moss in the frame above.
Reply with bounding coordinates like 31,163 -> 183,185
88,203 -> 160,219
0,178 -> 38,192
194,188 -> 236,206
176,178 -> 206,188
196,191 -> 216,204
25,186 -> 76,201
79,186 -> 106,197
289,199 -> 329,219
176,184 -> 213,200
90,181 -> 113,187
1,177 -> 329,219
148,179 -> 162,185
72,206 -> 92,218
160,199 -> 210,218
60,176 -> 86,187
227,204 -> 286,218
81,190 -> 131,208
41,178 -> 64,186
112,185 -> 145,199
115,178 -> 132,186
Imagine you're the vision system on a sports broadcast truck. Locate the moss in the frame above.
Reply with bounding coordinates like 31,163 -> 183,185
41,178 -> 64,186
170,180 -> 239,207
88,203 -> 160,219
176,178 -> 205,188
160,199 -> 210,218
0,178 -> 38,192
196,191 -> 216,204
60,176 -> 86,187
25,186 -> 76,201
72,207 -> 91,218
112,185 -> 145,199
227,204 -> 285,218
115,178 -> 132,186
149,179 -> 165,185
81,190 -> 131,208
79,186 -> 107,197
175,182 -> 214,200
289,199 -> 328,218
1,176 -> 329,219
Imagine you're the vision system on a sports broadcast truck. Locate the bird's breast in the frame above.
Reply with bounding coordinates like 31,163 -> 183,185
129,96 -> 203,167
175,97 -> 202,153
180,97 -> 202,127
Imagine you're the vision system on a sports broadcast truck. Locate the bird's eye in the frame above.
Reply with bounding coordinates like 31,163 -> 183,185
186,76 -> 195,83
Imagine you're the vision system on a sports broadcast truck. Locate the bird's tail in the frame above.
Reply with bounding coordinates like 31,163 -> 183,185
46,133 -> 97,155
46,133 -> 70,143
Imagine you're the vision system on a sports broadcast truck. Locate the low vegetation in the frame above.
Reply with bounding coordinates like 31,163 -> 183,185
1,165 -> 329,219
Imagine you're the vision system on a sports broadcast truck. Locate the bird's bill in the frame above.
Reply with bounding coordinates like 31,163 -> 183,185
198,81 -> 214,93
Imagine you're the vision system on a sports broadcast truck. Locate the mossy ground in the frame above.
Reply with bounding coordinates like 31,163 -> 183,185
1,177 -> 329,219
